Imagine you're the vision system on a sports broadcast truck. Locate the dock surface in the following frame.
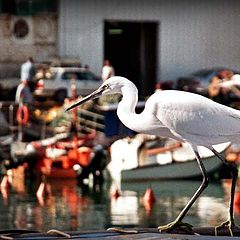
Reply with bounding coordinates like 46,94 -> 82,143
1,227 -> 240,240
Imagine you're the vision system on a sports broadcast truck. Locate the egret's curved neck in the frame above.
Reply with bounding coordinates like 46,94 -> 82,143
117,86 -> 141,132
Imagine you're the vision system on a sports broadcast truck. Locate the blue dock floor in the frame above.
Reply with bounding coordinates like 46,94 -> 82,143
1,227 -> 240,240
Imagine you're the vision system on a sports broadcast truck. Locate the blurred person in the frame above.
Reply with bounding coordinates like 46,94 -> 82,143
35,66 -> 51,81
217,70 -> 233,105
155,81 -> 173,92
207,73 -> 238,105
70,73 -> 78,99
21,57 -> 36,92
220,73 -> 240,88
102,59 -> 115,81
99,60 -> 120,105
220,71 -> 240,94
99,59 -> 119,105
207,76 -> 224,103
218,70 -> 234,81
15,79 -> 33,104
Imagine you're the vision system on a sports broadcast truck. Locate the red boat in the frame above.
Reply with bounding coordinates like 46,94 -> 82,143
33,131 -> 96,178
7,130 -> 110,184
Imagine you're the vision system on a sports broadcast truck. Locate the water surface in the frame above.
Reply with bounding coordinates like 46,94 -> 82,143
0,177 -> 239,232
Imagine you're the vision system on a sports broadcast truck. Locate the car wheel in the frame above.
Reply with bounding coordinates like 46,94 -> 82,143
54,89 -> 67,103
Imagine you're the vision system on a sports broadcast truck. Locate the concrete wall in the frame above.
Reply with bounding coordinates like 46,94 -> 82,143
58,0 -> 240,81
0,13 -> 57,78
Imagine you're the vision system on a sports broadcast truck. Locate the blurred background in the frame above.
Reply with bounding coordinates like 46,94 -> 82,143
0,0 -> 240,235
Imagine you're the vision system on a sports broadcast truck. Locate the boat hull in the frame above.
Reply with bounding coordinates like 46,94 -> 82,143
121,154 -> 224,182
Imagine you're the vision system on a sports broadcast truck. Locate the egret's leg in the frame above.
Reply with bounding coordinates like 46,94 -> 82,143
211,148 -> 238,236
158,151 -> 209,233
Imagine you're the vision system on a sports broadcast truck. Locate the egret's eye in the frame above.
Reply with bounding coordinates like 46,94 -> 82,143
103,84 -> 109,90
101,84 -> 110,93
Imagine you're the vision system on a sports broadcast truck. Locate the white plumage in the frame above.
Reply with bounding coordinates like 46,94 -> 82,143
148,90 -> 240,146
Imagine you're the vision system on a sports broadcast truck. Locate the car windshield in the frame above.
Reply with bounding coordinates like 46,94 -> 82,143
48,71 -> 57,80
81,71 -> 99,80
61,71 -> 99,81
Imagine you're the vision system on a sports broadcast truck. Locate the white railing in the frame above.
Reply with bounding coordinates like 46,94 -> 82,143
0,102 -> 106,137
77,108 -> 105,133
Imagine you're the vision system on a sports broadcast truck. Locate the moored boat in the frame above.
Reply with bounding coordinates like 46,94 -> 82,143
6,131 -> 110,184
108,135 -> 230,183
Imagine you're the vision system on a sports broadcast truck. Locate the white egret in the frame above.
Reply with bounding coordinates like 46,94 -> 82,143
66,76 -> 239,235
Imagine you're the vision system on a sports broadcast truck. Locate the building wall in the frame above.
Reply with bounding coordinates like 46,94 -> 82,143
59,0 -> 240,82
0,13 -> 57,78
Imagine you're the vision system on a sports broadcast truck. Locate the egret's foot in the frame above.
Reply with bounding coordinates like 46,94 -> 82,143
47,229 -> 71,238
215,220 -> 235,236
158,221 -> 194,234
107,227 -> 138,234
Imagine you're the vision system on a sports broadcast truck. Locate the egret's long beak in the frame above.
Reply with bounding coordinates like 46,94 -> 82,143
65,85 -> 106,111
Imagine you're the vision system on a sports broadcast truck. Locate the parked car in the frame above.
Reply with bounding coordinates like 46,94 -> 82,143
34,67 -> 101,103
176,68 -> 239,96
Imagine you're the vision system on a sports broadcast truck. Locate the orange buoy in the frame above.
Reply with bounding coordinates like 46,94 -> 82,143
16,104 -> 29,126
0,175 -> 11,190
36,181 -> 51,199
78,146 -> 92,167
234,192 -> 240,205
111,188 -> 121,199
0,175 -> 11,202
142,188 -> 156,214
142,187 -> 156,204
234,192 -> 240,215
1,187 -> 9,201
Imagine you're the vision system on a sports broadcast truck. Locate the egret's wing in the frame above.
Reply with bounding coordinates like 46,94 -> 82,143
150,90 -> 240,144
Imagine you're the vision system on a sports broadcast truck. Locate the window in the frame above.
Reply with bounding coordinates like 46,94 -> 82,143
82,72 -> 96,80
62,72 -> 78,81
76,72 -> 87,80
81,71 -> 99,81
13,18 -> 29,38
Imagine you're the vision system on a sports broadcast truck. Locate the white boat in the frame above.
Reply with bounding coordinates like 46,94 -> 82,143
108,135 -> 230,183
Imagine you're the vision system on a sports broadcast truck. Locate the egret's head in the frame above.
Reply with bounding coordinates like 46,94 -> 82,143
65,76 -> 134,111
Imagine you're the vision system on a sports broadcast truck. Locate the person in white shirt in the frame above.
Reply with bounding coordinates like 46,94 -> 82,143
15,79 -> 33,104
101,59 -> 115,81
21,57 -> 36,92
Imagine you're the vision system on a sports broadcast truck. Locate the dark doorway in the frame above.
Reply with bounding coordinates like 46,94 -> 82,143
104,21 -> 158,98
